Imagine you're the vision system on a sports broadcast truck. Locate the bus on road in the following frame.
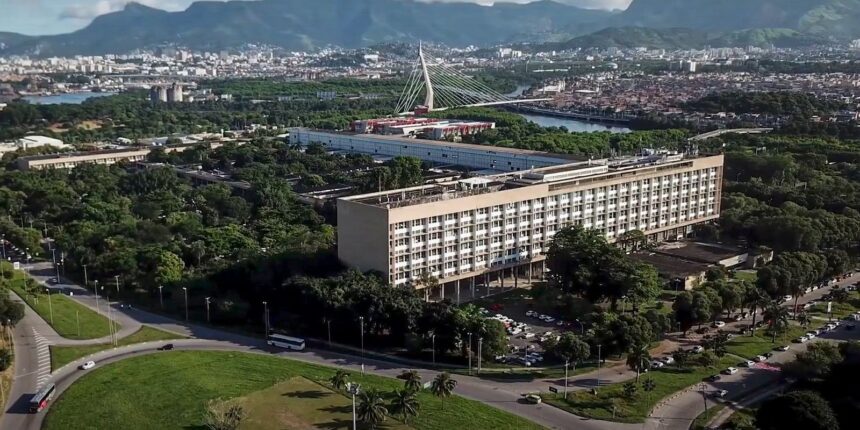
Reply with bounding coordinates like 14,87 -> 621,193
267,333 -> 306,351
29,383 -> 56,413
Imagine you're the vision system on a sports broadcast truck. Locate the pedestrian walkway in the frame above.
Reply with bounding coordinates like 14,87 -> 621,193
30,328 -> 51,389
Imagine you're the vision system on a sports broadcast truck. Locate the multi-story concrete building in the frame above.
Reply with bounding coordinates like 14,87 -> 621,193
338,152 -> 724,295
16,148 -> 152,170
289,128 -> 575,172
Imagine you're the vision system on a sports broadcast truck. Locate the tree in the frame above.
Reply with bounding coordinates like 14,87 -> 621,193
764,301 -> 790,343
154,250 -> 185,287
626,343 -> 651,382
389,389 -> 420,424
623,381 -> 638,399
832,288 -> 849,304
0,348 -> 11,371
203,399 -> 247,430
642,378 -> 656,404
784,342 -> 843,381
430,372 -> 458,409
756,391 -> 839,430
743,284 -> 769,335
329,370 -> 349,392
400,370 -> 422,392
673,291 -> 695,334
549,333 -> 591,373
797,311 -> 812,328
672,349 -> 691,368
357,389 -> 388,430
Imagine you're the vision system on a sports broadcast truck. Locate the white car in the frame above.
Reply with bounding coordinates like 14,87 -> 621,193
651,360 -> 665,369
80,360 -> 96,370
741,360 -> 755,367
525,310 -> 537,317
661,356 -> 675,365
691,345 -> 705,354
713,321 -> 726,328
778,345 -> 790,352
753,355 -> 767,362
806,332 -> 817,339
795,336 -> 809,343
545,317 -> 556,323
723,367 -> 738,375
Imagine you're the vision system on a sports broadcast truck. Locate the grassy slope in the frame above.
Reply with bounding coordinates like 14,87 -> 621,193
45,350 -> 544,430
50,326 -> 183,370
9,279 -> 113,340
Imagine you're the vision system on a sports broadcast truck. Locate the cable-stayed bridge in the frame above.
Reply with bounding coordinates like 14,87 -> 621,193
394,44 -> 552,115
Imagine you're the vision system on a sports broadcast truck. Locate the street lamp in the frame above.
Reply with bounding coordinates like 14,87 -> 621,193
158,285 -> 164,309
82,264 -> 88,287
182,287 -> 188,321
477,337 -> 483,374
262,301 -> 269,337
52,249 -> 60,282
596,344 -> 602,393
45,288 -> 54,326
94,280 -> 100,314
575,318 -> 585,336
346,382 -> 361,430
114,275 -> 120,295
564,360 -> 570,399
431,332 -> 436,365
467,332 -> 473,375
1,233 -> 6,260
359,316 -> 365,357
205,297 -> 211,323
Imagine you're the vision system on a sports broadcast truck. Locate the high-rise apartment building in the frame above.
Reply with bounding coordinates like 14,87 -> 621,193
338,153 -> 724,291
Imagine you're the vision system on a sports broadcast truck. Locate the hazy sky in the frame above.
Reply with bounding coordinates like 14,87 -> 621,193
1,0 -> 633,36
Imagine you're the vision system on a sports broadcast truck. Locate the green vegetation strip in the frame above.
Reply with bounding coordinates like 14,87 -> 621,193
724,324 -> 808,359
690,403 -> 726,430
45,350 -> 544,430
544,356 -> 736,423
50,326 -> 183,371
9,279 -> 114,340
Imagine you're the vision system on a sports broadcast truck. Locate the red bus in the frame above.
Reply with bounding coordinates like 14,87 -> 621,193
29,383 -> 56,413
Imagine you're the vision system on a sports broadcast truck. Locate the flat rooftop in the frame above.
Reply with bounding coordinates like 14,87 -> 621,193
19,147 -> 149,162
290,128 -> 583,161
631,252 -> 711,278
654,242 -> 747,264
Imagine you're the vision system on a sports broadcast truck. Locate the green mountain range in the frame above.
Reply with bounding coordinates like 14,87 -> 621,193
0,0 -> 858,56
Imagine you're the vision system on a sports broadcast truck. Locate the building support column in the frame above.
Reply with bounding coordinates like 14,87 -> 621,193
471,276 -> 476,298
527,263 -> 532,283
514,266 -> 519,289
500,269 -> 505,290
456,279 -> 461,305
440,281 -> 445,300
541,260 -> 546,280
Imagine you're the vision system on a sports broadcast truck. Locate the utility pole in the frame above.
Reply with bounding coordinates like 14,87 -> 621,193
467,332 -> 473,375
52,249 -> 60,282
182,287 -> 188,321
158,285 -> 164,309
205,297 -> 211,323
114,275 -> 120,295
262,301 -> 269,338
45,289 -> 54,326
94,280 -> 100,315
326,319 -> 332,348
82,264 -> 88,287
347,383 -> 360,430
477,337 -> 483,374
359,316 -> 365,358
431,333 -> 436,365
564,360 -> 569,399
596,344 -> 602,393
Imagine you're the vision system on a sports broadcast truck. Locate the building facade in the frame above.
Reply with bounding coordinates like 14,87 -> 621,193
338,154 -> 724,290
16,148 -> 152,170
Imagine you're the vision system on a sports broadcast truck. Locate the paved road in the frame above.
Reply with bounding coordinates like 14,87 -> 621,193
645,272 -> 860,430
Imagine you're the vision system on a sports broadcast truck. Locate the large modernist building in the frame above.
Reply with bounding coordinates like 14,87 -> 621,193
338,152 -> 724,291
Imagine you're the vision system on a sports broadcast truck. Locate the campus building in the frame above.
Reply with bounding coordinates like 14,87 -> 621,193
288,128 -> 574,172
16,148 -> 152,170
337,152 -> 724,294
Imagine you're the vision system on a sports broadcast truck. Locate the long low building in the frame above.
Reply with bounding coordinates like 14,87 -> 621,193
338,152 -> 724,291
16,148 -> 152,170
289,128 -> 577,172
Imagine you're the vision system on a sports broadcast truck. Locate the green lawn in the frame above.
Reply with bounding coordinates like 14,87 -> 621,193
544,356 -> 737,423
724,324 -> 808,359
44,350 -> 544,430
50,326 -> 183,370
722,407 -> 756,430
239,376 -> 410,430
733,270 -> 758,283
691,403 -> 726,430
806,293 -> 860,319
453,361 -> 598,381
8,278 -> 115,340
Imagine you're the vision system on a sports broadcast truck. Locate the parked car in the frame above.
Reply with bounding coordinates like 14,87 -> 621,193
753,355 -> 767,362
722,367 -> 738,375
708,374 -> 722,382
794,336 -> 808,343
651,360 -> 665,369
691,345 -> 705,354
712,321 -> 726,328
158,343 -> 175,351
764,352 -> 774,359
79,361 -> 96,370
740,360 -> 755,368
661,356 -> 675,365
715,389 -> 728,398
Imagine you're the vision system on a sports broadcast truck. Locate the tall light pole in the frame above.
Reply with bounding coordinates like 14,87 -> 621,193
114,275 -> 120,295
94,280 -> 100,314
347,383 -> 360,430
596,344 -> 602,393
182,287 -> 188,321
45,289 -> 54,326
467,332 -> 473,375
82,264 -> 88,287
205,297 -> 211,323
359,316 -> 365,357
52,249 -> 59,281
431,333 -> 436,365
477,337 -> 483,374
564,360 -> 570,399
1,233 -> 6,260
326,318 -> 332,347
262,301 -> 269,338
158,285 -> 164,309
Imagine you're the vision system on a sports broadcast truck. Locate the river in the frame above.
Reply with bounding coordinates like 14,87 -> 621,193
518,113 -> 631,133
21,92 -> 116,105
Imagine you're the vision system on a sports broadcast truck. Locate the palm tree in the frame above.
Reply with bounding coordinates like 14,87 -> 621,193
642,378 -> 656,404
764,301 -> 790,343
389,389 -> 420,424
400,370 -> 422,392
329,369 -> 349,392
744,286 -> 768,336
430,372 -> 458,409
626,343 -> 651,382
357,389 -> 388,430
797,311 -> 811,328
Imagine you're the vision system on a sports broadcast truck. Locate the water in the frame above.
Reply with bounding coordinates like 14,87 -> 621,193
22,92 -> 116,105
504,84 -> 531,98
519,113 -> 631,133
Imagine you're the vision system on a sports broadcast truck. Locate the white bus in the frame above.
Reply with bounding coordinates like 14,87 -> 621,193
267,334 -> 306,351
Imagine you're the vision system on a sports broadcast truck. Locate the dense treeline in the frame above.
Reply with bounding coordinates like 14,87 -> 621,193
431,107 -> 691,156
685,91 -> 846,118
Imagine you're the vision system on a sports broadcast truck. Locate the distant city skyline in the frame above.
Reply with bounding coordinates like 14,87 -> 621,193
1,0 -> 632,36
